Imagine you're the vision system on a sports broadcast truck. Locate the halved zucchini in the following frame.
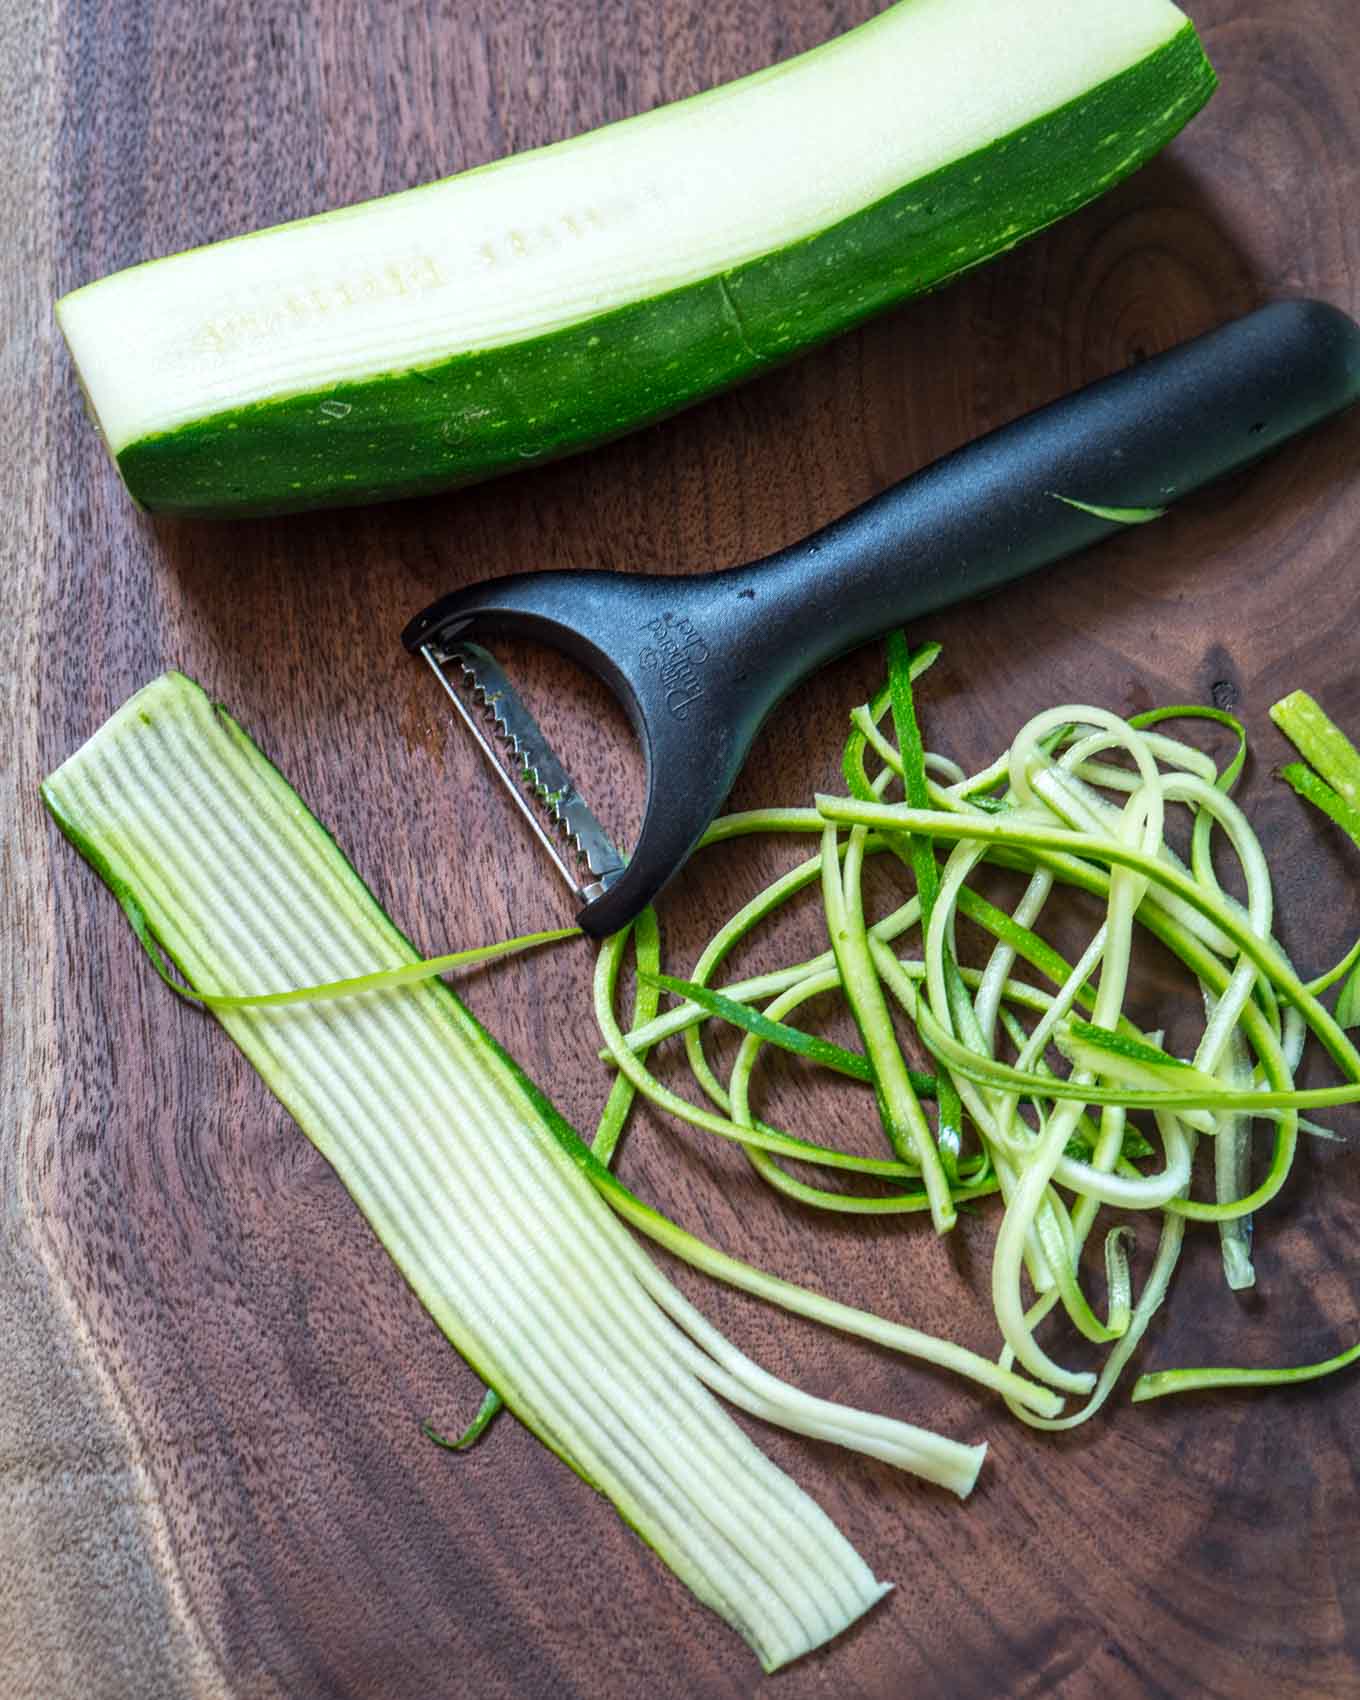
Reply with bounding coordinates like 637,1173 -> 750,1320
58,0 -> 1215,516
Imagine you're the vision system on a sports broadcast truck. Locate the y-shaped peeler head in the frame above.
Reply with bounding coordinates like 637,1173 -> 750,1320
402,565 -> 795,936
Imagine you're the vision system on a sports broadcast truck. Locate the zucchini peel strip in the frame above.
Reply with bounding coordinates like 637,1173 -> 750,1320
43,670 -> 962,1671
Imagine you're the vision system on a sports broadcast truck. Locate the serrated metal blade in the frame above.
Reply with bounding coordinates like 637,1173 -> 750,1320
420,640 -> 626,903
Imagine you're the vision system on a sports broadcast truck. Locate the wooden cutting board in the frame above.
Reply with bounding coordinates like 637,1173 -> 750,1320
5,2 -> 1358,1695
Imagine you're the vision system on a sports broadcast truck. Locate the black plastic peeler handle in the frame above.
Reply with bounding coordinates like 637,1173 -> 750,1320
404,298 -> 1360,936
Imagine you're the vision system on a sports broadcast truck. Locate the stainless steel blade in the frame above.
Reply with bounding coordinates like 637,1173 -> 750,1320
420,641 -> 625,903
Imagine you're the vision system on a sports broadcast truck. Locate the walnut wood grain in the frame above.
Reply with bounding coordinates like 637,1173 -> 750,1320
4,2 -> 1359,1696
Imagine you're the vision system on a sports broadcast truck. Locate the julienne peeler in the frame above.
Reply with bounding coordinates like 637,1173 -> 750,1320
403,299 -> 1360,937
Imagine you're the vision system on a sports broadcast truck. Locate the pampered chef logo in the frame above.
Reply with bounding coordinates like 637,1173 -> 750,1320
639,612 -> 709,720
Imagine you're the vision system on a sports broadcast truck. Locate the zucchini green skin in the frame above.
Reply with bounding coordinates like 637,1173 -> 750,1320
117,26 -> 1213,518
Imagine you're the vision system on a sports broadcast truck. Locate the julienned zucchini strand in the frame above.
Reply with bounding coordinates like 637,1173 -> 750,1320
42,670 -> 974,1674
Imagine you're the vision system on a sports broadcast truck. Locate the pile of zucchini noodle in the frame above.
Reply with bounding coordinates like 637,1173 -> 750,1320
592,635 -> 1360,1419
172,637 -> 1360,1465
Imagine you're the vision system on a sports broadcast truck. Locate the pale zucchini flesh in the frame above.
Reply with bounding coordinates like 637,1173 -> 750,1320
56,0 -> 1215,516
43,672 -> 930,1671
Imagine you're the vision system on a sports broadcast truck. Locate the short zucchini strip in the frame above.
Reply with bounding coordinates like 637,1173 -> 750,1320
40,671 -> 958,1673
1271,689 -> 1360,810
1132,1338 -> 1360,1401
1273,689 -> 1360,1028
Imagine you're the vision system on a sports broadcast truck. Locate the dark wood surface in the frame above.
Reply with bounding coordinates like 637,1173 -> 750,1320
5,2 -> 1360,1696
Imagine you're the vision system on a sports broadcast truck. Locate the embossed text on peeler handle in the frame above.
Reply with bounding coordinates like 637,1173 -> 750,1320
730,299 -> 1360,681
